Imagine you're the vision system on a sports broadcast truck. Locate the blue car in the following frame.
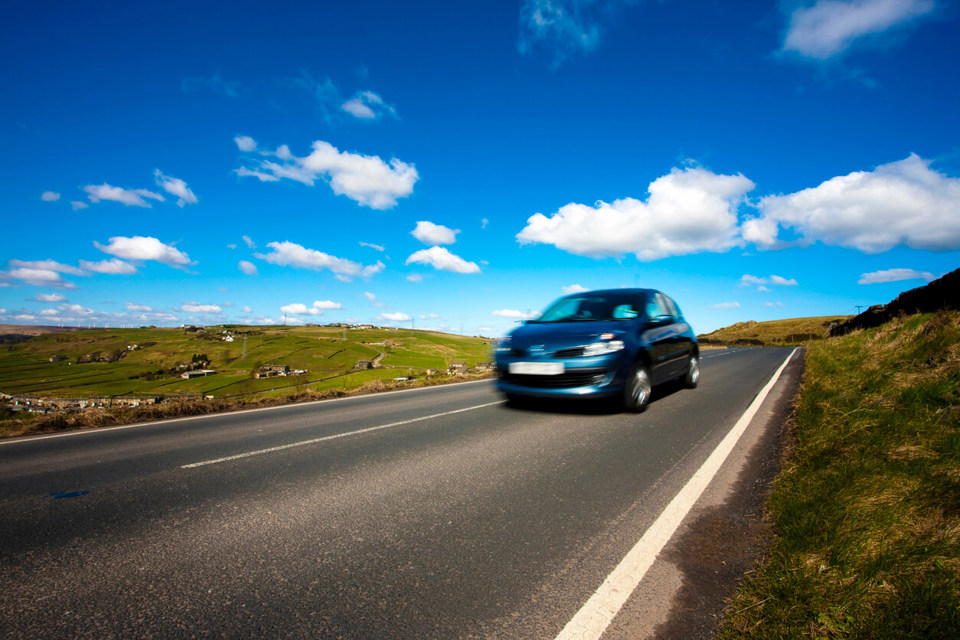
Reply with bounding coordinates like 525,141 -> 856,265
494,288 -> 699,411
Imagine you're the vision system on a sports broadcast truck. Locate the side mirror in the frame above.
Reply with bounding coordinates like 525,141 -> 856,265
650,314 -> 673,327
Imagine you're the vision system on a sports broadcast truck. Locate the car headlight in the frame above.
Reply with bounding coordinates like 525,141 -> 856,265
582,340 -> 625,357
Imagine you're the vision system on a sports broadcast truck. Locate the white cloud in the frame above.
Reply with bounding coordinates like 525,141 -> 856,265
9,259 -> 85,276
858,268 -> 936,284
181,302 -> 222,314
1,260 -> 84,289
58,303 -> 96,316
360,241 -> 386,252
255,241 -> 381,280
764,302 -> 787,308
35,293 -> 67,303
364,291 -> 386,308
126,302 -> 152,312
406,274 -> 423,283
235,136 -> 257,151
71,201 -> 89,211
242,235 -> 257,249
562,284 -> 589,294
711,302 -> 742,310
41,191 -> 60,202
379,312 -> 411,322
94,236 -> 194,268
754,154 -> 960,253
154,170 -> 198,207
84,183 -> 166,208
341,90 -> 397,120
79,258 -> 138,275
281,300 -> 343,316
238,260 -> 258,276
412,221 -> 459,245
236,138 -> 418,209
770,275 -> 799,286
782,0 -> 935,59
518,166 -> 755,260
492,308 -> 538,319
405,246 -> 481,274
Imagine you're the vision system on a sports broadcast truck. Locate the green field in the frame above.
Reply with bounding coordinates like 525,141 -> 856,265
0,325 -> 492,400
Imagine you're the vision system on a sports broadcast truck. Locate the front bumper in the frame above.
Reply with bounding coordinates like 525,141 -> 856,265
495,363 -> 624,399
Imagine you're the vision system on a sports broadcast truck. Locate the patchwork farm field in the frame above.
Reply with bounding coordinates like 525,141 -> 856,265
0,325 -> 492,401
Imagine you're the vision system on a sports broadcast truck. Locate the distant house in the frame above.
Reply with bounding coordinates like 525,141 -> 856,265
448,361 -> 469,375
473,362 -> 492,373
254,365 -> 290,379
181,369 -> 217,379
356,360 -> 374,370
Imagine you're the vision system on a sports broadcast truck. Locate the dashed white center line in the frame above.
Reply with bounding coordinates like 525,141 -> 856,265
181,400 -> 503,469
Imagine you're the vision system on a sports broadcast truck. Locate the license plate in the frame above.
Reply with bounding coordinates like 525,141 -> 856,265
509,362 -> 564,375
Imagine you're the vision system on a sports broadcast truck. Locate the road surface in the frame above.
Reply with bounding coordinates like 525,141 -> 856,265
0,347 -> 801,639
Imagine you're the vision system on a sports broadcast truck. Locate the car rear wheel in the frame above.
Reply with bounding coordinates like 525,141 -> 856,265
684,354 -> 699,388
623,363 -> 652,412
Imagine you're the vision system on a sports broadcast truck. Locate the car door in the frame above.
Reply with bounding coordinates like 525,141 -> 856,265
642,293 -> 678,384
661,294 -> 693,377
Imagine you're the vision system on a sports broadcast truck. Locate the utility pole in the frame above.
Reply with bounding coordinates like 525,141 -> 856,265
856,305 -> 865,314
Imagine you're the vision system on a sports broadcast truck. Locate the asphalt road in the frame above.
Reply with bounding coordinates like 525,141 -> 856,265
0,347 -> 800,639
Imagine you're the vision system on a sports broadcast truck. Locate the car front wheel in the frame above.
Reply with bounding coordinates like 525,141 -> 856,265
684,354 -> 699,388
623,363 -> 652,412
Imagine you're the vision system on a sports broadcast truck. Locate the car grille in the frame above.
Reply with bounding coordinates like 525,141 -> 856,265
501,368 -> 609,389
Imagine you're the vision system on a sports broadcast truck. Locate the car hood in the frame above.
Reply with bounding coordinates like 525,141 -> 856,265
507,320 -> 629,350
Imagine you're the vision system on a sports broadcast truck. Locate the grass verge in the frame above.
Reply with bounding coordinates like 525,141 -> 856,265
719,311 -> 960,638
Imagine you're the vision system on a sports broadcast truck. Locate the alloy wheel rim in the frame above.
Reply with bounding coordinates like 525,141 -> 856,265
633,369 -> 651,405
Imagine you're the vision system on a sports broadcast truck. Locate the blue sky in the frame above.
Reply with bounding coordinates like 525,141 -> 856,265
3,0 -> 959,336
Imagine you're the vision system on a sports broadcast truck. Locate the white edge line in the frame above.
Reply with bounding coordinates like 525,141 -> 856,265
0,378 -> 493,446
180,400 -> 504,469
554,348 -> 798,640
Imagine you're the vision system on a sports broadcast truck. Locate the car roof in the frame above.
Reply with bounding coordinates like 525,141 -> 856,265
563,288 -> 659,297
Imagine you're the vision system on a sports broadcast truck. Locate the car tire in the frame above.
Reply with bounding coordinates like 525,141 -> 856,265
623,362 -> 652,412
683,354 -> 700,389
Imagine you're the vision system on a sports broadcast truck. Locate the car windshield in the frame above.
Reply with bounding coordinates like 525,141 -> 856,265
531,292 -> 642,323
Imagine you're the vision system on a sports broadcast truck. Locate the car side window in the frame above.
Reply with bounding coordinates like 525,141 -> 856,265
646,294 -> 668,320
662,295 -> 680,320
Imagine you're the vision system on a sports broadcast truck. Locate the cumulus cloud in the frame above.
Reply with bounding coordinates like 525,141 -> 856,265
782,0 -> 935,59
492,308 -> 538,319
238,260 -> 258,276
255,241 -> 382,281
94,236 -> 194,268
235,137 -> 418,209
235,136 -> 257,151
79,258 -> 138,275
405,246 -> 481,274
341,90 -> 398,120
858,268 -> 936,284
181,302 -> 222,314
35,293 -> 67,303
0,259 -> 84,289
752,154 -> 960,253
126,302 -> 152,312
518,166 -> 755,260
282,300 -> 344,316
740,274 -> 799,289
562,284 -> 589,294
379,312 -> 411,323
84,184 -> 166,208
154,170 -> 198,207
412,221 -> 459,245
41,191 -> 60,202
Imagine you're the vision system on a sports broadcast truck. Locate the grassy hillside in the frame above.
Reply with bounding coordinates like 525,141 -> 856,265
720,311 -> 960,637
0,325 -> 491,401
699,316 -> 852,347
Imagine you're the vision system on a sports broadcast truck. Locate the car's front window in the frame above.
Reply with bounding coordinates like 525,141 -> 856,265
532,292 -> 641,323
